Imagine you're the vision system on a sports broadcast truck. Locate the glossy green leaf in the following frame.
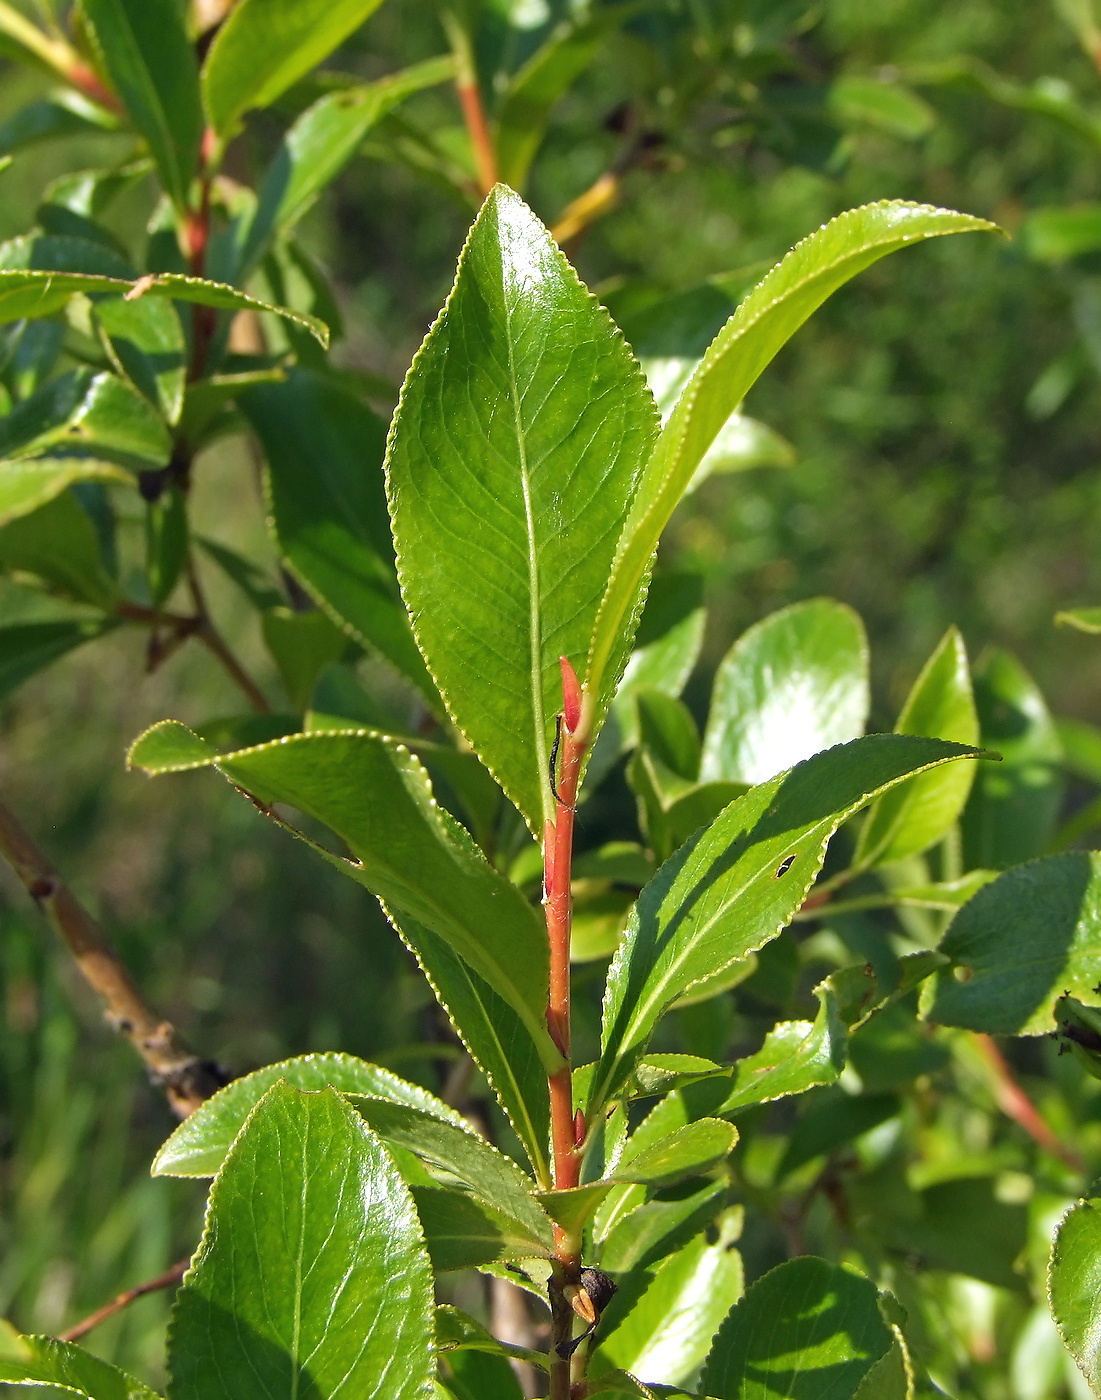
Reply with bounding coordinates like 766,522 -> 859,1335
444,1349 -> 525,1400
718,982 -> 847,1114
0,93 -> 119,156
1058,606 -> 1101,633
592,1215 -> 743,1387
386,184 -> 657,829
594,735 -> 981,1110
962,649 -> 1064,869
0,368 -> 170,468
0,267 -> 329,345
701,1257 -> 895,1400
1050,1197 -> 1101,1396
633,1054 -> 726,1098
0,1334 -> 160,1399
153,1051 -> 459,1177
261,606 -> 347,711
0,618 -> 116,700
598,1179 -> 728,1277
0,230 -> 133,279
587,203 -> 996,738
242,58 -> 455,275
410,1185 -> 553,1271
495,9 -> 630,191
928,851 -> 1101,1035
241,370 -> 434,698
348,1096 -> 548,1241
82,0 -> 201,209
392,912 -> 551,1186
169,1081 -> 434,1400
0,457 -> 130,527
201,0 -> 387,139
128,723 -> 557,1068
855,627 -> 978,867
96,294 -> 186,424
535,1181 -> 616,1236
611,1118 -> 737,1188
0,490 -> 117,606
700,599 -> 869,785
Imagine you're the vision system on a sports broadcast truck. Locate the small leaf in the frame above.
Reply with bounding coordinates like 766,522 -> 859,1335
81,0 -> 202,209
1058,606 -> 1101,633
928,851 -> 1101,1035
0,618 -> 116,700
0,368 -> 170,468
1022,205 -> 1101,263
386,185 -> 657,829
0,457 -> 130,527
241,369 -> 434,698
591,1216 -> 743,1387
611,1118 -> 737,1188
261,606 -> 347,711
435,1305 -> 546,1369
411,1185 -> 553,1271
145,486 -> 187,606
855,627 -> 978,867
0,490 -> 117,606
718,982 -> 847,1114
168,1082 -> 434,1400
128,724 -> 557,1067
536,1182 -> 616,1237
828,75 -> 935,140
201,0 -> 387,138
588,203 -> 996,739
0,94 -> 119,156
1050,1196 -> 1101,1396
700,599 -> 869,785
632,1054 -> 727,1098
701,1257 -> 895,1400
776,1092 -> 899,1181
0,1334 -> 160,1400
598,1179 -> 728,1277
594,735 -> 982,1110
96,294 -> 186,424
153,1051 -> 461,1177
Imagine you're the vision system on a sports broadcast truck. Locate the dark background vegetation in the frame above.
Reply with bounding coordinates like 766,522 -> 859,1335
4,0 -> 1101,1384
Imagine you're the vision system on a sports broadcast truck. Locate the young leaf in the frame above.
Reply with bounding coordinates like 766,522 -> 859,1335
153,1051 -> 464,1177
386,185 -> 658,829
593,735 -> 982,1110
0,490 -> 118,607
591,1215 -> 743,1387
128,723 -> 558,1069
927,851 -> 1101,1035
201,0 -> 387,139
701,1257 -> 895,1400
0,618 -> 116,700
962,649 -> 1064,868
610,1118 -> 737,1188
700,599 -> 869,785
1050,1197 -> 1101,1396
0,457 -> 130,527
169,1082 -> 434,1400
0,1334 -> 161,1400
81,0 -> 202,211
587,203 -> 997,744
855,627 -> 978,867
1058,606 -> 1101,633
241,370 -> 435,700
717,982 -> 847,1114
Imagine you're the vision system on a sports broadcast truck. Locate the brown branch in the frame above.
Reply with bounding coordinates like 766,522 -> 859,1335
0,799 -> 224,1118
186,555 -> 271,713
60,1257 -> 189,1342
970,1031 -> 1085,1171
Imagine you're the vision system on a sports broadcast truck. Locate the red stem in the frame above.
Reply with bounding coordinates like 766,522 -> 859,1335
970,1032 -> 1084,1172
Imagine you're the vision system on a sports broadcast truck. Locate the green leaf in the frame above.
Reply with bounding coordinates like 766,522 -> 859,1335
855,627 -> 978,867
535,1182 -> 616,1237
1050,1197 -> 1101,1395
410,1185 -> 553,1271
700,599 -> 869,785
348,1096 -> 549,1244
0,93 -> 119,156
0,490 -> 117,606
587,203 -> 996,738
144,485 -> 187,606
611,1118 -> 737,1188
0,368 -> 170,468
632,1054 -> 726,1098
1057,606 -> 1101,633
828,75 -> 935,140
701,1257 -> 895,1400
128,723 -> 558,1070
241,370 -> 435,699
81,0 -> 202,210
879,1175 -> 1027,1290
95,294 -> 186,424
391,912 -> 551,1186
591,1215 -> 743,1387
593,735 -> 982,1110
261,606 -> 347,711
153,1051 -> 459,1177
242,58 -> 456,275
718,982 -> 847,1114
386,184 -> 657,829
435,1305 -> 546,1370
494,9 -> 630,191
0,1334 -> 160,1400
0,230 -> 133,279
0,457 -> 130,527
201,0 -> 387,139
0,268 -> 329,346
168,1082 -> 434,1400
444,1349 -> 525,1400
1021,205 -> 1101,263
927,851 -> 1101,1035
598,1179 -> 728,1276
776,1092 -> 899,1181
0,618 -> 116,700
962,649 -> 1063,869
